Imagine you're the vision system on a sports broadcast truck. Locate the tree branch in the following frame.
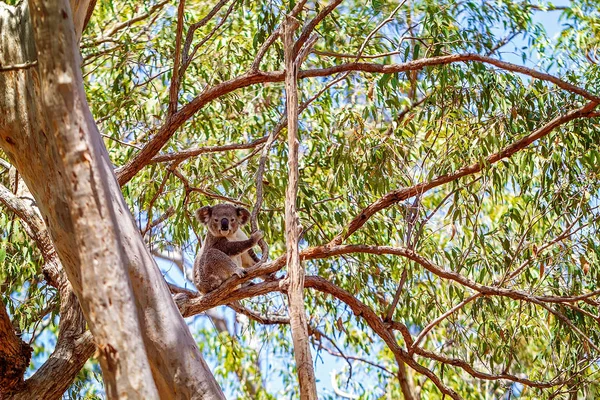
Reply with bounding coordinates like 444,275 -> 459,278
412,345 -> 566,389
149,136 -> 268,164
115,69 -> 282,185
181,0 -> 232,67
182,0 -> 238,73
411,293 -> 482,349
0,300 -> 32,395
329,101 -> 599,245
0,61 -> 38,72
116,54 -> 599,186
0,183 -> 94,400
298,54 -> 600,103
167,0 -> 186,116
293,0 -> 344,56
177,269 -> 586,394
83,0 -> 170,48
176,277 -> 459,399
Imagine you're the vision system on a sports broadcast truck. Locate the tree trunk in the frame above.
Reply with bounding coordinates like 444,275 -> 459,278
282,16 -> 318,400
0,1 -> 223,398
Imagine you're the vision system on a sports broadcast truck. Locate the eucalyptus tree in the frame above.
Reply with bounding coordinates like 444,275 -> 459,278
1,0 -> 599,399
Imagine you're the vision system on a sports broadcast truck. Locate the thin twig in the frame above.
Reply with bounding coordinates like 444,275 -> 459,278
329,101 -> 599,245
167,0 -> 186,116
101,134 -> 143,150
412,293 -> 482,349
142,206 -> 175,236
183,0 -> 238,73
250,0 -> 309,71
384,268 -> 408,322
0,60 -> 38,72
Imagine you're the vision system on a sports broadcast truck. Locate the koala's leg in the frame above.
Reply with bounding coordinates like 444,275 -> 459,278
205,248 -> 247,286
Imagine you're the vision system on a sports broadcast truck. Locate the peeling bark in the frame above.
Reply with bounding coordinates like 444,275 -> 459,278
282,16 -> 318,400
0,301 -> 32,395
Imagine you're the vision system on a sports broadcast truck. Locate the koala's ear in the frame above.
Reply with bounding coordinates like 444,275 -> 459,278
195,206 -> 212,224
236,207 -> 251,225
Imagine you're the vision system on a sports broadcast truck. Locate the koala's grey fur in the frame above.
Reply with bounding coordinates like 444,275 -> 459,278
193,203 -> 263,294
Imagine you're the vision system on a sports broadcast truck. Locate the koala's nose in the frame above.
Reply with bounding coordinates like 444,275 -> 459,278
220,218 -> 229,230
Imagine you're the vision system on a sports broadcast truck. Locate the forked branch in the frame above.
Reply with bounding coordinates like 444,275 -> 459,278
329,101 -> 599,245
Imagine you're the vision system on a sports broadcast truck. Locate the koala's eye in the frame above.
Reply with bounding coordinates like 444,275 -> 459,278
231,218 -> 235,222
214,218 -> 218,222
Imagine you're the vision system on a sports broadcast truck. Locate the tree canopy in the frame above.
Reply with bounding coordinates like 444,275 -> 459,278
1,0 -> 600,399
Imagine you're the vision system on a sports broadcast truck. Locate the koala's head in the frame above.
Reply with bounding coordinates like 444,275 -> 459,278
196,203 -> 250,238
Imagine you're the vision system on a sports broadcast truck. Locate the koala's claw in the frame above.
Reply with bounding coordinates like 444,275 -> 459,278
234,268 -> 248,278
251,231 -> 264,242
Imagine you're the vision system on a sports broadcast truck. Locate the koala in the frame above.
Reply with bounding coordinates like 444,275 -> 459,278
193,203 -> 263,294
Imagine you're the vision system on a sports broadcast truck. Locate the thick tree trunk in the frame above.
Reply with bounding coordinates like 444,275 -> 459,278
0,1 -> 223,398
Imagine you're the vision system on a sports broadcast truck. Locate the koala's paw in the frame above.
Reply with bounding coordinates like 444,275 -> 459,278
234,268 -> 248,278
251,231 -> 264,242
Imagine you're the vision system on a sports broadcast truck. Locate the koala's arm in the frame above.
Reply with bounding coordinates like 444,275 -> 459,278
214,238 -> 256,256
214,232 -> 262,256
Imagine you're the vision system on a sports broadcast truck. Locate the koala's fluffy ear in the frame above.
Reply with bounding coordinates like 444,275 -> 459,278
196,206 -> 212,224
236,207 -> 251,225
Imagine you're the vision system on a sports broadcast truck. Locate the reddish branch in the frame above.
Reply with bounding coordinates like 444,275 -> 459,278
411,346 -> 566,388
82,0 -> 170,48
330,101 -> 599,245
178,277 -> 460,398
305,277 -> 459,399
149,136 -> 268,164
0,184 -> 92,399
300,55 -> 600,103
115,70 -> 282,185
177,269 -> 586,394
116,53 -> 599,187
176,240 -> 599,390
284,244 -> 600,306
293,0 -> 344,55
0,301 -> 32,395
181,0 -> 233,68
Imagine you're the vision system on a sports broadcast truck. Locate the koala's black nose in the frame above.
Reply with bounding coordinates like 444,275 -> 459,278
220,218 -> 229,230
